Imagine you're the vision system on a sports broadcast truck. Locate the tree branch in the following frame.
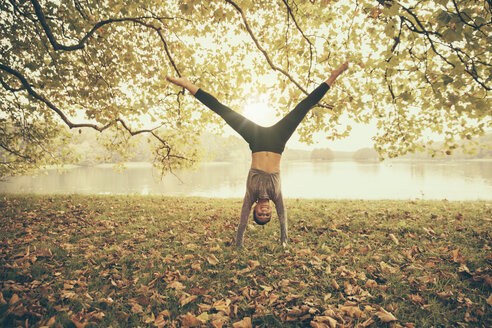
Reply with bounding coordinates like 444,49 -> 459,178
224,0 -> 306,92
0,75 -> 25,92
282,0 -> 314,79
398,12 -> 454,68
224,0 -> 334,109
398,4 -> 490,91
0,63 -> 189,163
0,142 -> 31,160
0,63 -> 112,131
451,0 -> 488,35
29,0 -> 186,56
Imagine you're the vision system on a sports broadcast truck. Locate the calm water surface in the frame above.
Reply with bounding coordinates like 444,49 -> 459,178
1,160 -> 491,200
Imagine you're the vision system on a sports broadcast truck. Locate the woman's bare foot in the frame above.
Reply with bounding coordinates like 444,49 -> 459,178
326,61 -> 349,86
166,75 -> 199,95
166,75 -> 190,88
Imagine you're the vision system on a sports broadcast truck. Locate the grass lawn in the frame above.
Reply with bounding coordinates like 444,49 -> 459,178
0,194 -> 490,327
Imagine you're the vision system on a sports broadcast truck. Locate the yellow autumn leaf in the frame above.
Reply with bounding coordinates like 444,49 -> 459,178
379,261 -> 398,274
358,245 -> 371,254
154,315 -> 167,328
207,254 -> 219,265
310,321 -> 330,328
210,314 -> 229,328
296,248 -> 312,256
209,245 -> 222,252
46,317 -> 56,326
364,279 -> 378,288
326,316 -> 337,328
213,298 -> 231,314
388,233 -> 399,245
409,294 -> 425,305
248,259 -> 260,269
232,317 -> 252,328
130,302 -> 143,314
340,305 -> 363,318
312,315 -> 337,328
191,261 -> 202,272
144,312 -> 155,324
376,307 -> 397,322
9,293 -> 20,305
181,312 -> 202,327
179,294 -> 198,307
360,318 -> 375,327
167,281 -> 185,290
452,248 -> 467,263
197,312 -> 209,323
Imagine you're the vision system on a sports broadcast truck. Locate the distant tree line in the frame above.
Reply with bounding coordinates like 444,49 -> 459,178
311,148 -> 334,161
33,130 -> 490,168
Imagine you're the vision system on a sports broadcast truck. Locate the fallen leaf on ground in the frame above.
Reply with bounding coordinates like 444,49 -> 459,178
340,305 -> 362,318
296,248 -> 312,256
181,312 -> 202,327
130,302 -> 143,314
360,318 -> 375,327
389,233 -> 399,245
167,281 -> 185,290
409,294 -> 425,305
248,260 -> 260,269
376,307 -> 397,322
210,314 -> 229,328
179,294 -> 198,307
155,310 -> 170,328
207,254 -> 219,265
154,315 -> 167,328
191,261 -> 202,272
232,317 -> 252,328
9,293 -> 20,305
197,312 -> 209,323
312,315 -> 337,328
213,298 -> 231,314
452,248 -> 467,263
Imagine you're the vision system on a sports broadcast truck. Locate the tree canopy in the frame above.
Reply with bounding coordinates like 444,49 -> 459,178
0,0 -> 490,176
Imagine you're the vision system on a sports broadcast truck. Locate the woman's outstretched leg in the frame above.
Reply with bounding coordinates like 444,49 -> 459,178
166,76 -> 259,144
273,61 -> 349,143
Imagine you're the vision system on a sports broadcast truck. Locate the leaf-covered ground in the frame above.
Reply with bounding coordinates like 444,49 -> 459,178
0,194 -> 490,327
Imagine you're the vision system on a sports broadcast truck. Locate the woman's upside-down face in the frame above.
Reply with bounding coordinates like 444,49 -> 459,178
253,199 -> 272,225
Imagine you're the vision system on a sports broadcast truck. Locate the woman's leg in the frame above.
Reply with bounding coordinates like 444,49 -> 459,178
272,61 -> 349,143
166,75 -> 259,144
272,83 -> 330,143
194,89 -> 258,145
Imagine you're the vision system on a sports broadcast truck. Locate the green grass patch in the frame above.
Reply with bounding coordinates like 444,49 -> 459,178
0,194 -> 490,327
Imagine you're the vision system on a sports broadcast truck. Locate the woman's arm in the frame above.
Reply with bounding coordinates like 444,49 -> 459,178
272,194 -> 288,247
166,76 -> 199,95
236,193 -> 255,247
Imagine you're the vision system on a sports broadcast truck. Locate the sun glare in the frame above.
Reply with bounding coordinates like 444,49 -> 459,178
242,101 -> 278,127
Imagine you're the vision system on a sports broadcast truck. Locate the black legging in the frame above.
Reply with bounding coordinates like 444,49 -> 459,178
194,83 -> 330,154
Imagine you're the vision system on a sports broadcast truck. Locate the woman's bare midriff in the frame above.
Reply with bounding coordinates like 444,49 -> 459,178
251,151 -> 282,173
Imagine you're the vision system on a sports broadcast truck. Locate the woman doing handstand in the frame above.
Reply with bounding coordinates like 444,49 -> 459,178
167,61 -> 348,247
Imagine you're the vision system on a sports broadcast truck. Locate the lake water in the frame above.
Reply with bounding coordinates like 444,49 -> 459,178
1,160 -> 491,200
